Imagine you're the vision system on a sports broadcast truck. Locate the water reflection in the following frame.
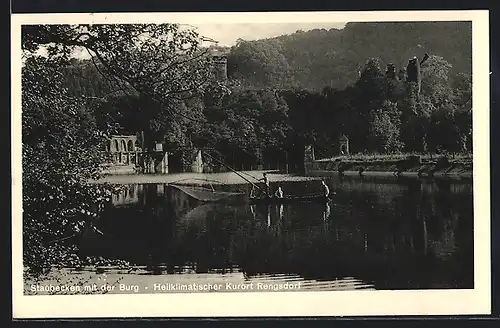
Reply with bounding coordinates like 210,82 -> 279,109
111,184 -> 144,206
83,177 -> 474,290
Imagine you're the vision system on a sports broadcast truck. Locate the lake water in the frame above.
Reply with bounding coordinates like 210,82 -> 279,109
80,175 -> 474,291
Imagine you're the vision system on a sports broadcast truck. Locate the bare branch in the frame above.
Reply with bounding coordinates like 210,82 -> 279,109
151,48 -> 211,86
84,48 -> 134,97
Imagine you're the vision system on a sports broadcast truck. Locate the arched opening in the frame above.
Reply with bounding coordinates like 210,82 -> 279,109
113,140 -> 119,152
127,140 -> 134,151
340,144 -> 348,155
120,140 -> 127,152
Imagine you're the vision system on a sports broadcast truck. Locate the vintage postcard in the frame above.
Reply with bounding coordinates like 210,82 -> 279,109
11,10 -> 490,318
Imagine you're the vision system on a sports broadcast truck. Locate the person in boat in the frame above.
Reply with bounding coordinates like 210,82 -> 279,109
274,186 -> 284,199
321,179 -> 330,199
258,173 -> 270,197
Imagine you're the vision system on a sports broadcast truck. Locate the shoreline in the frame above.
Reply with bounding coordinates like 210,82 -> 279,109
90,169 -> 472,185
309,156 -> 472,181
308,170 -> 472,180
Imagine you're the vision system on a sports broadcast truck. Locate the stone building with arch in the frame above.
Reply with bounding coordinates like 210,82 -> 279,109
105,134 -> 142,166
103,134 -> 204,175
101,50 -> 228,175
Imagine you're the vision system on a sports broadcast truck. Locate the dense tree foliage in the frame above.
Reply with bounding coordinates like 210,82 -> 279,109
21,23 -> 473,276
199,88 -> 291,169
50,22 -> 471,159
22,56 -> 117,276
51,22 -> 472,95
227,22 -> 472,91
23,24 -> 222,151
228,39 -> 295,89
51,50 -> 471,162
21,24 -> 221,274
368,101 -> 403,153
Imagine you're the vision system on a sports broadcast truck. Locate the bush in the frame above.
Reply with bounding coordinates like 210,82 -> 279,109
22,57 -> 118,277
407,155 -> 422,164
436,156 -> 450,167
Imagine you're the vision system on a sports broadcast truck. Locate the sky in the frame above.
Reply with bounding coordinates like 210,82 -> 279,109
189,22 -> 347,46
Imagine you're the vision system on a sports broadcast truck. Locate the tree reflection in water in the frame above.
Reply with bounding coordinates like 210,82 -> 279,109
81,177 -> 474,290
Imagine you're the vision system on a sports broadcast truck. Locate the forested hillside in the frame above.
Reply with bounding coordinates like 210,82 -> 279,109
62,21 -> 472,97
227,21 -> 472,91
56,21 -> 472,164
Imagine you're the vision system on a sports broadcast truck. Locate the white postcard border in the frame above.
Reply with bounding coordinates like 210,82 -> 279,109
11,10 -> 491,318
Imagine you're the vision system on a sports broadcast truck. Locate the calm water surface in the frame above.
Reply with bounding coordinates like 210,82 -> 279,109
82,175 -> 474,290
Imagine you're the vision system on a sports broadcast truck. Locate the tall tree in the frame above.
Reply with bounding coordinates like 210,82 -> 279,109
349,58 -> 387,152
22,56 -> 115,275
23,24 -> 223,161
420,55 -> 454,108
399,84 -> 434,152
227,39 -> 293,89
368,100 -> 403,153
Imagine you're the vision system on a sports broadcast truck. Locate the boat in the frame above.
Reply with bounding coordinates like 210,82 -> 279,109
168,184 -> 247,202
249,193 -> 333,204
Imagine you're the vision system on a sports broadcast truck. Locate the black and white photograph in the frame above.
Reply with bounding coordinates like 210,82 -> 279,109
12,11 -> 490,318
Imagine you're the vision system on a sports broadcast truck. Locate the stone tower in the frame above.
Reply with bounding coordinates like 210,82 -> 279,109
211,49 -> 228,81
406,57 -> 421,83
406,53 -> 430,95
